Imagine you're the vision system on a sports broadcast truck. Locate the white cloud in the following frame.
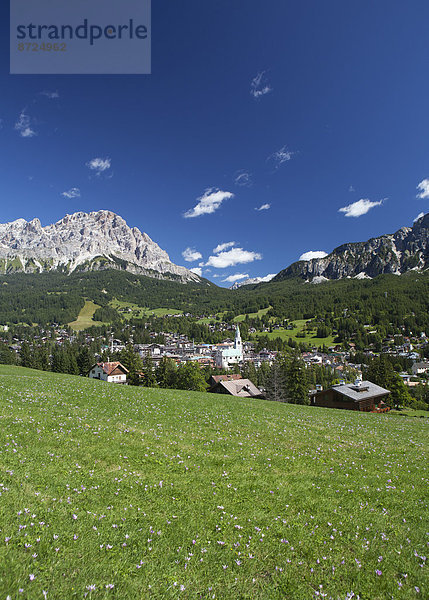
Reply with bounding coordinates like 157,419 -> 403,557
255,203 -> 271,211
250,71 -> 272,99
234,170 -> 252,187
338,198 -> 383,218
184,188 -> 234,218
182,247 -> 202,262
414,212 -> 425,222
14,111 -> 36,138
268,146 -> 294,168
86,157 -> 111,175
189,267 -> 202,276
299,250 -> 328,261
213,241 -> 236,254
61,187 -> 81,199
222,273 -> 249,283
205,247 -> 262,269
41,91 -> 59,99
416,179 -> 429,199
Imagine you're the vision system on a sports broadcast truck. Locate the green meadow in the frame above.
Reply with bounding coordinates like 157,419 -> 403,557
233,307 -> 272,323
68,300 -> 184,330
251,320 -> 337,348
68,301 -> 103,331
0,366 -> 427,599
109,300 -> 183,321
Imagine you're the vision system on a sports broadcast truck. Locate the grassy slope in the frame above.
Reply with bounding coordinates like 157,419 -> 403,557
390,408 -> 429,419
68,300 -> 103,331
233,307 -> 272,323
195,314 -> 336,347
0,366 -> 428,599
251,319 -> 337,348
109,300 -> 183,321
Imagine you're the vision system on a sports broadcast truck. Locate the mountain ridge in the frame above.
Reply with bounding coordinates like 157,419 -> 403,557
272,212 -> 429,283
230,274 -> 276,289
1,210 -> 428,287
0,210 -> 200,283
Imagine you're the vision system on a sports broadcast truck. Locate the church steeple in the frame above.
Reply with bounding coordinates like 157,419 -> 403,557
234,325 -> 242,350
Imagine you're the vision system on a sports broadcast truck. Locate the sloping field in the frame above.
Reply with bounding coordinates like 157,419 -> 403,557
109,300 -> 183,320
68,300 -> 103,331
0,366 -> 427,599
251,320 -> 337,348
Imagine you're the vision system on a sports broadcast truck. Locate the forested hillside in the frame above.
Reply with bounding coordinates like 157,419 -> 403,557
1,271 -> 429,339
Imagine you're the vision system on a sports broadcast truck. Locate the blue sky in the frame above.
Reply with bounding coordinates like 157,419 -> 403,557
1,0 -> 429,286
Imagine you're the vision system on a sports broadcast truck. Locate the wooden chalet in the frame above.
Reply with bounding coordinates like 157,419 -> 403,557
310,380 -> 390,412
208,374 -> 242,388
209,377 -> 264,399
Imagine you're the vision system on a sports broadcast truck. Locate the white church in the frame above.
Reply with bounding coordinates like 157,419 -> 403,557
215,326 -> 244,370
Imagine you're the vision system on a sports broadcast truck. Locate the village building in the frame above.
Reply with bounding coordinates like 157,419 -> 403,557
209,377 -> 264,399
138,343 -> 164,357
310,379 -> 390,412
399,373 -> 420,387
411,361 -> 429,376
110,338 -> 125,352
89,361 -> 128,384
242,348 -> 277,368
215,326 -> 243,369
185,355 -> 215,367
208,374 -> 243,388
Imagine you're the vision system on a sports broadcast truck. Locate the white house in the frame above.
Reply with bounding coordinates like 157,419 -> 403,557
89,361 -> 128,384
411,361 -> 429,376
215,326 -> 243,370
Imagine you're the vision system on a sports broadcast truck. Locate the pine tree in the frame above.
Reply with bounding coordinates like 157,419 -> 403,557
119,344 -> 143,386
265,360 -> 287,402
283,354 -> 309,405
77,347 -> 94,376
141,353 -> 157,387
64,347 -> 79,375
0,345 -> 17,365
51,346 -> 66,373
176,362 -> 207,392
156,357 -> 177,388
364,355 -> 412,409
20,341 -> 33,368
257,361 -> 271,388
231,362 -> 241,375
34,345 -> 50,371
242,361 -> 258,383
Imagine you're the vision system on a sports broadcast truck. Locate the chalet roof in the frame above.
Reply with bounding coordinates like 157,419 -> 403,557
216,378 -> 262,398
330,380 -> 390,402
95,361 -> 129,375
210,374 -> 242,384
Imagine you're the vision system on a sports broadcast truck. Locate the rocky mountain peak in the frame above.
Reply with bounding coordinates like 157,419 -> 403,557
273,213 -> 429,283
0,210 -> 200,282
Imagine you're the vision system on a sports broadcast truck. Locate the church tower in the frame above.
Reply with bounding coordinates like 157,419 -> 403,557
234,325 -> 242,353
215,325 -> 243,369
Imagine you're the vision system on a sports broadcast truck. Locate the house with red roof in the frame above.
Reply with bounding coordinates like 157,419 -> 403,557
89,362 -> 129,384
